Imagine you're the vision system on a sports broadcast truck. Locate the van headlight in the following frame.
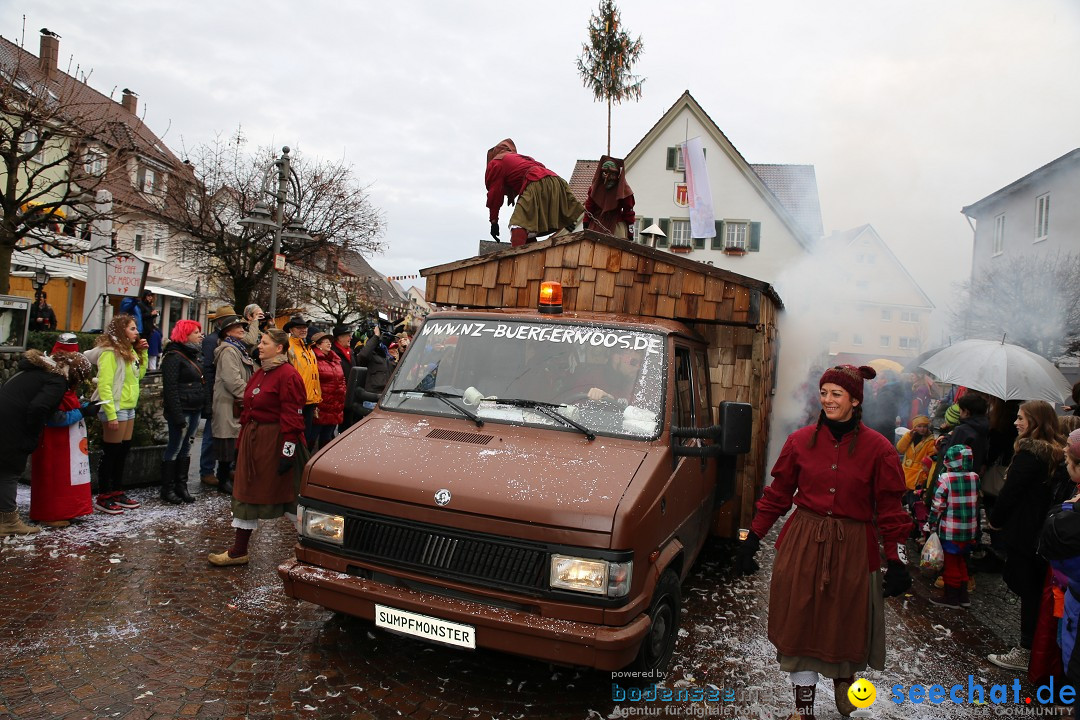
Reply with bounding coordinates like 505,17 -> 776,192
549,554 -> 632,597
298,505 -> 345,545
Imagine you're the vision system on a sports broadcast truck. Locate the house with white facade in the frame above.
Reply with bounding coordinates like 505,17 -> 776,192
1,30 -> 203,331
568,91 -> 823,286
961,148 -> 1080,281
818,225 -> 935,365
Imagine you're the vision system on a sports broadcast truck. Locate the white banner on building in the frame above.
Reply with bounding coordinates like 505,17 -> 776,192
681,137 -> 716,238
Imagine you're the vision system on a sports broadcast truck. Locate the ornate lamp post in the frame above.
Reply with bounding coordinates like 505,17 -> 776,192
31,267 -> 51,292
237,146 -> 312,320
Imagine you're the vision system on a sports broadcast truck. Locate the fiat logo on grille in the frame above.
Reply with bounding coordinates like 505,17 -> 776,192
434,489 -> 452,506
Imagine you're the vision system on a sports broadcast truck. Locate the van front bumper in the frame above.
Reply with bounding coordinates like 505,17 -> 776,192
277,557 -> 650,670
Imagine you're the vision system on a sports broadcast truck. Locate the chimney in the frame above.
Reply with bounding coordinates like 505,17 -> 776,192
38,29 -> 59,79
121,88 -> 138,114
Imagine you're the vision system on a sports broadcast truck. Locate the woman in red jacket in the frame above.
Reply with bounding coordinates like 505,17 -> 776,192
209,328 -> 306,567
309,331 -> 345,451
735,365 -> 912,719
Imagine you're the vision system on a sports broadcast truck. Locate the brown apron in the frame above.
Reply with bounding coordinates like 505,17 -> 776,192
233,421 -> 296,506
768,508 -> 881,672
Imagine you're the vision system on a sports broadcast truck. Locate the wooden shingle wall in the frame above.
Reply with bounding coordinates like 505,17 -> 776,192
426,237 -> 762,325
423,234 -> 780,539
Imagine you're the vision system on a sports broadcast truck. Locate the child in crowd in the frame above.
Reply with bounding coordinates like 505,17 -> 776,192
897,415 -> 936,535
927,444 -> 980,609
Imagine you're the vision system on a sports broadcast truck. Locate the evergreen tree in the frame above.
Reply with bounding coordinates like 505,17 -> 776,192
576,0 -> 645,155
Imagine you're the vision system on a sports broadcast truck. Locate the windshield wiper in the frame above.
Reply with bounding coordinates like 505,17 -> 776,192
386,389 -> 484,428
486,397 -> 596,442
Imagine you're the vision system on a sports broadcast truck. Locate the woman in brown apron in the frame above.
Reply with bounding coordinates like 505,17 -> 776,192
735,365 -> 913,719
209,328 -> 307,566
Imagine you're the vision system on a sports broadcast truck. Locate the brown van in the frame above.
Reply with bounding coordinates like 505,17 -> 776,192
279,291 -> 751,673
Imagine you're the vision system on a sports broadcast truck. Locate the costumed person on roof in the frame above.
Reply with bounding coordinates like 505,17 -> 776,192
583,156 -> 635,239
485,138 -> 584,247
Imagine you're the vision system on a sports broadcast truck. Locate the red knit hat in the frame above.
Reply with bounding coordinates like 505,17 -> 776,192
819,364 -> 877,404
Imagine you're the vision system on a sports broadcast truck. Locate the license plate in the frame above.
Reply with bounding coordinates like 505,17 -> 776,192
374,604 -> 476,649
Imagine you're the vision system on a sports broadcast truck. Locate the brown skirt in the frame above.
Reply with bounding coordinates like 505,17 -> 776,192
510,175 -> 584,236
768,508 -> 886,676
233,421 -> 297,506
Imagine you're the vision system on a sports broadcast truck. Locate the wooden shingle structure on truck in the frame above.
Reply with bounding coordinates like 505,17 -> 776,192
421,230 -> 782,537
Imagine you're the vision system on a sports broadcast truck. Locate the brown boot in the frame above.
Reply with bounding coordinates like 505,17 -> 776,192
834,676 -> 855,717
791,684 -> 816,719
0,510 -> 41,535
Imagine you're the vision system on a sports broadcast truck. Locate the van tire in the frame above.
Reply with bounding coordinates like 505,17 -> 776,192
629,569 -> 681,674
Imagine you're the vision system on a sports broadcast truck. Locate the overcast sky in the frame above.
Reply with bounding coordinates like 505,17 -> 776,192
7,1 -> 1080,328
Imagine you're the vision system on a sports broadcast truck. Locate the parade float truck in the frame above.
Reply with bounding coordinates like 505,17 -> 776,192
279,231 -> 781,673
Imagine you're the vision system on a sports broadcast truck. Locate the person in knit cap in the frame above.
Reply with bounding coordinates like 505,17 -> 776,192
734,364 -> 912,719
485,138 -> 584,247
0,346 -> 95,534
583,156 -> 635,238
926,444 -> 981,609
897,414 -> 936,533
27,336 -> 97,529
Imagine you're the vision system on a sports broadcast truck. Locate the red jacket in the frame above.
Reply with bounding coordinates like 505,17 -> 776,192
241,361 -> 306,455
485,153 -> 557,223
751,423 -> 911,572
314,348 -> 346,426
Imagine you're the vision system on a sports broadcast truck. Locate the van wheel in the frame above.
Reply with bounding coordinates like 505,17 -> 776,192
629,570 -> 681,673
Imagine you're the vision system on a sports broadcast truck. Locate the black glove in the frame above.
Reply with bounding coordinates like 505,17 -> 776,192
278,457 -> 295,476
79,403 -> 98,419
490,222 -> 500,241
882,560 -> 912,597
734,532 -> 761,575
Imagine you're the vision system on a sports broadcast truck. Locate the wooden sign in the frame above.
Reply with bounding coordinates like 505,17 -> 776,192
105,254 -> 148,297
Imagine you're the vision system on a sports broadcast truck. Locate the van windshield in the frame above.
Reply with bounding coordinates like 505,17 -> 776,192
384,319 -> 665,440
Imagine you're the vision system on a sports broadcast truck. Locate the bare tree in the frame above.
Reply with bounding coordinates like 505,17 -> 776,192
576,0 -> 645,155
278,261 -> 380,328
0,52 -> 115,293
167,131 -> 386,309
951,251 -> 1080,360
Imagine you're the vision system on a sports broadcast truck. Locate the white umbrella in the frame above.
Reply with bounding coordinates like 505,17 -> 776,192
919,339 -> 1072,403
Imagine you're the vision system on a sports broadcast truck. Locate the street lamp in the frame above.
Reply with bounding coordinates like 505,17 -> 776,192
237,146 -> 313,320
31,267 -> 51,292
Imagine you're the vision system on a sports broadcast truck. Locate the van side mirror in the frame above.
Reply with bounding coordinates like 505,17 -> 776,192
717,402 -> 752,454
671,402 -> 753,457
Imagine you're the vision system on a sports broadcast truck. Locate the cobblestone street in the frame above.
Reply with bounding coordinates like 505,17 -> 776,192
0,475 -> 1059,720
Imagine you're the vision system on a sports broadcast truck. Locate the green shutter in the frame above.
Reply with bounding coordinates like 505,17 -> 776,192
658,218 -> 669,247
693,236 -> 705,250
711,221 -> 724,249
666,147 -> 676,170
749,221 -> 761,251
640,217 -> 652,244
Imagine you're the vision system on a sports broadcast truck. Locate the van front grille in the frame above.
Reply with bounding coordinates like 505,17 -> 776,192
342,512 -> 546,593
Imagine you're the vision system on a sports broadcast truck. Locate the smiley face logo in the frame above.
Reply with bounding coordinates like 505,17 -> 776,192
848,678 -> 877,708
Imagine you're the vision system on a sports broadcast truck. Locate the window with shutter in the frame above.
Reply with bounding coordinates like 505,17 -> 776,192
670,220 -> 691,248
711,221 -> 724,250
658,219 -> 670,248
749,222 -> 761,251
638,217 -> 653,244
666,147 -> 676,170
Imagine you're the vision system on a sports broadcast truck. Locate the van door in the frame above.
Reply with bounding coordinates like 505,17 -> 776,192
670,345 -> 710,559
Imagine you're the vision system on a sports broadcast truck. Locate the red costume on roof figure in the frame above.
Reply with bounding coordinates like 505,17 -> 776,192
583,156 -> 635,239
485,138 -> 584,247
